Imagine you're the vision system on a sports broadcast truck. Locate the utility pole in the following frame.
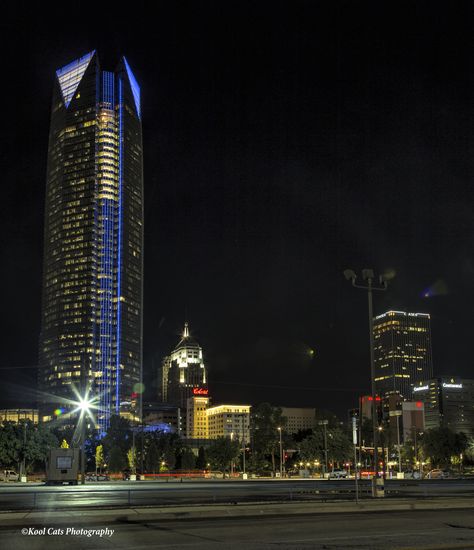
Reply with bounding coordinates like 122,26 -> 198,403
344,268 -> 390,497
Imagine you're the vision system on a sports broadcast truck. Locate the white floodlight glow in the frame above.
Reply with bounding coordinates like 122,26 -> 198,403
77,397 -> 92,414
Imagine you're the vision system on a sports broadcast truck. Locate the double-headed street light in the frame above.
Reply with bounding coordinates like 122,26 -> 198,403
344,268 -> 389,497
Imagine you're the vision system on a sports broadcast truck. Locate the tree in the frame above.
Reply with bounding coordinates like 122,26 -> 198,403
180,447 -> 196,470
101,415 -> 132,455
207,437 -> 241,476
145,437 -> 160,473
0,421 -> 58,473
127,447 -> 137,472
421,427 -> 468,468
299,432 -> 325,463
0,422 -> 22,468
108,446 -> 126,473
196,446 -> 207,469
299,425 -> 352,469
27,423 -> 59,472
143,431 -> 181,472
250,403 -> 287,473
95,444 -> 105,473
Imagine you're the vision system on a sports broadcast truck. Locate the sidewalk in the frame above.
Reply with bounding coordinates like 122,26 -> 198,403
1,497 -> 474,527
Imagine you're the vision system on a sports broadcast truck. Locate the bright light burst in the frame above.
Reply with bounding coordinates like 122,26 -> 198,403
71,385 -> 99,422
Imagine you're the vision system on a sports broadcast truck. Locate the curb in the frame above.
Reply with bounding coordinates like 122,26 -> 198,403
1,498 -> 474,527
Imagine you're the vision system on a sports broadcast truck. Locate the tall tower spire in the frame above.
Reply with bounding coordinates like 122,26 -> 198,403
183,322 -> 190,338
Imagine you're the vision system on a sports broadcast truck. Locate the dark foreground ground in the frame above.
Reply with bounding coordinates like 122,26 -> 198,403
2,506 -> 474,550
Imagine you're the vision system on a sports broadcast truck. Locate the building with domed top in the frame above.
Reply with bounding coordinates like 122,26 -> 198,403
162,323 -> 208,409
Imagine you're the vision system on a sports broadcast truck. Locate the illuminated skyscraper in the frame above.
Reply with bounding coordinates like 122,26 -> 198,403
38,51 -> 143,432
414,377 -> 474,436
163,323 -> 208,408
373,310 -> 433,398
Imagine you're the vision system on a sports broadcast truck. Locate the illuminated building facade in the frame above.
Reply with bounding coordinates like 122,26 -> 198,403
359,395 -> 382,420
382,393 -> 424,444
373,311 -> 433,398
0,409 -> 39,424
164,323 -> 208,409
186,396 -> 210,439
38,51 -> 143,432
142,402 -> 182,435
280,407 -> 316,434
207,404 -> 251,443
413,377 -> 474,436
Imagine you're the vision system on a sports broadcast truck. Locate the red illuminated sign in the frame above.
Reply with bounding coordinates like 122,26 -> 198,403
416,401 -> 423,408
193,388 -> 209,396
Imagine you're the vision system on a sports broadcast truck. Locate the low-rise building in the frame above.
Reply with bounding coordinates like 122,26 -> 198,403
142,402 -> 183,434
280,407 -> 316,434
0,409 -> 39,424
206,404 -> 251,443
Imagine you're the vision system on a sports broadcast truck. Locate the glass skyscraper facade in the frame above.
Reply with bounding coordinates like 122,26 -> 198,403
373,310 -> 433,398
38,51 -> 143,432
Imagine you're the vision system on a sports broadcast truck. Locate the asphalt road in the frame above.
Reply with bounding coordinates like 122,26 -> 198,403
1,479 -> 474,510
3,508 -> 474,549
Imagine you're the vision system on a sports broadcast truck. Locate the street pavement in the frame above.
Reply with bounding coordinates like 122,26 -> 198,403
1,507 -> 474,549
1,479 -> 474,511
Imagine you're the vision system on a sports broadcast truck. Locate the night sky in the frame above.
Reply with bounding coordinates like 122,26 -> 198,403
2,1 -> 474,416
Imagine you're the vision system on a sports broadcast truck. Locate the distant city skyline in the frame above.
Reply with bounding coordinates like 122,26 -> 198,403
1,4 -> 473,416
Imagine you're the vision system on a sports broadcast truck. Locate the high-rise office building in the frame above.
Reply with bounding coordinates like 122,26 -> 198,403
413,377 -> 474,437
163,323 -> 208,409
38,51 -> 144,432
373,310 -> 433,398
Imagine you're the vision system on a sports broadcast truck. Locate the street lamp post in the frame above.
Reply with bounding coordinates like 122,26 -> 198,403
242,421 -> 246,477
344,268 -> 389,497
277,427 -> 283,478
395,411 -> 402,473
318,420 -> 329,475
76,396 -> 92,485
